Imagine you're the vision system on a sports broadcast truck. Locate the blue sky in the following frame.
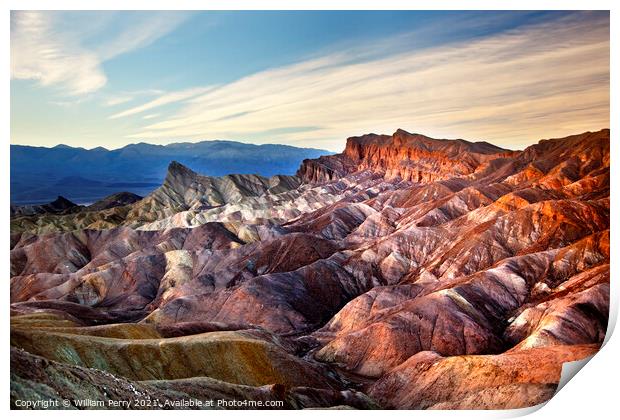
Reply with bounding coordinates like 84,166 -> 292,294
11,11 -> 609,151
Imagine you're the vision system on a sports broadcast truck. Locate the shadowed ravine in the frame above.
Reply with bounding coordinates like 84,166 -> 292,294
10,128 -> 610,409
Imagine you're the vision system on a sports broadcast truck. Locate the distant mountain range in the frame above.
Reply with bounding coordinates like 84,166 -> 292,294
10,140 -> 331,205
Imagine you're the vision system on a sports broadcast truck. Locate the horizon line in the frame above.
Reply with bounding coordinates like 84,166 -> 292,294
9,126 -> 610,154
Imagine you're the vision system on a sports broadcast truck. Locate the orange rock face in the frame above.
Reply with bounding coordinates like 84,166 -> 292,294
10,128 -> 610,409
298,129 -> 516,183
368,344 -> 600,409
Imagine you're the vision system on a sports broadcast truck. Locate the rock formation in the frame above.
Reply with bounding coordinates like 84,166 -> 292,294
10,128 -> 610,410
85,192 -> 143,211
10,196 -> 80,217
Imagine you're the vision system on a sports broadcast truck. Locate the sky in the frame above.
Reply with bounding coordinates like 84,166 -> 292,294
10,10 -> 610,151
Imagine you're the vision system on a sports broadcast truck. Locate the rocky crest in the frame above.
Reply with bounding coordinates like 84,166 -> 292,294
10,196 -> 79,217
298,129 -> 514,183
125,161 -> 302,225
10,128 -> 610,410
85,192 -> 143,211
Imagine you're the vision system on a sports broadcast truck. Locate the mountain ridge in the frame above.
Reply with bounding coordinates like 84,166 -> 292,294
11,139 -> 332,205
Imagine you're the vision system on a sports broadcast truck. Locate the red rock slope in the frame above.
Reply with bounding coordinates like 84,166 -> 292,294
10,128 -> 609,410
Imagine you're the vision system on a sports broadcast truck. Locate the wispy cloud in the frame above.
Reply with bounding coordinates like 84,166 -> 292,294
96,12 -> 191,61
109,87 -> 214,119
11,11 -> 107,95
49,97 -> 91,107
142,113 -> 161,120
126,12 -> 609,150
104,96 -> 134,107
10,11 -> 190,96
